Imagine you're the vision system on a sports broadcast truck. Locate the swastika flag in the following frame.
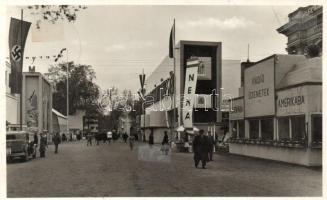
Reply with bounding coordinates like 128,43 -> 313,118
9,17 -> 31,94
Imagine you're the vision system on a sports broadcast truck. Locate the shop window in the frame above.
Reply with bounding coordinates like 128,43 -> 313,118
261,118 -> 273,140
291,116 -> 305,141
249,120 -> 259,139
239,120 -> 245,139
312,115 -> 322,142
278,117 -> 290,140
230,121 -> 237,138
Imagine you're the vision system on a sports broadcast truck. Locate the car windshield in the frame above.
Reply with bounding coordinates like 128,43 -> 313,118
6,134 -> 26,140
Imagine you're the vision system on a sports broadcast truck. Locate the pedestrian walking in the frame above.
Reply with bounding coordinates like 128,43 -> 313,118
53,132 -> 61,154
148,131 -> 154,146
129,134 -> 135,150
39,133 -> 48,158
95,132 -> 100,145
192,129 -> 209,169
34,132 -> 38,146
62,133 -> 67,142
107,131 -> 112,144
161,131 -> 169,155
87,132 -> 93,146
123,132 -> 128,143
207,131 -> 215,161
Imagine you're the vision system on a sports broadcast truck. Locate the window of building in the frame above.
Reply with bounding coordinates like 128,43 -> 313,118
312,115 -> 322,142
261,118 -> 273,140
249,119 -> 259,139
278,117 -> 290,140
238,120 -> 245,139
230,120 -> 237,138
291,115 -> 305,141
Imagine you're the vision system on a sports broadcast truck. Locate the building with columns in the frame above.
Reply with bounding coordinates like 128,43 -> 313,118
277,5 -> 322,56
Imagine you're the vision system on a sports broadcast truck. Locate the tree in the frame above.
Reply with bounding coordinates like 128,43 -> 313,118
305,44 -> 321,58
97,88 -> 142,132
26,5 -> 87,29
46,62 -> 100,116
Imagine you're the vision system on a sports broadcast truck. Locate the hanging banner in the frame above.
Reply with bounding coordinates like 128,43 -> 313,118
182,58 -> 199,128
9,17 -> 31,93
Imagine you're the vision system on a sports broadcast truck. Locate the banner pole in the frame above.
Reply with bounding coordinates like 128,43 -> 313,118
171,19 -> 176,143
20,9 -> 23,131
66,50 -> 69,137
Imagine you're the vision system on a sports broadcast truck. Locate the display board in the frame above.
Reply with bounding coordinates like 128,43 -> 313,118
244,57 -> 275,118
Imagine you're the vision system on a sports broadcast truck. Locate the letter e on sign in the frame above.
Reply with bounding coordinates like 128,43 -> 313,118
188,87 -> 192,94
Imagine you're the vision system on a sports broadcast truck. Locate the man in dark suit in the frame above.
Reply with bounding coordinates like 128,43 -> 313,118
192,129 -> 209,169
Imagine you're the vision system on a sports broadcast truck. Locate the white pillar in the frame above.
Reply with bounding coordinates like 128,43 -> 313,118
274,117 -> 278,140
245,120 -> 250,139
306,113 -> 311,148
237,121 -> 240,138
258,120 -> 262,139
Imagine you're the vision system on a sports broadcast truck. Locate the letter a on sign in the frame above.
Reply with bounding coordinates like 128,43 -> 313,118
182,58 -> 200,128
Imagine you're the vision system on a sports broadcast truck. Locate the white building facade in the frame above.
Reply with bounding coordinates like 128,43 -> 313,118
229,54 -> 322,166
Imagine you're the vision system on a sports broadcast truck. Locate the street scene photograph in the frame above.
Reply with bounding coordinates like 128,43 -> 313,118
3,1 -> 324,198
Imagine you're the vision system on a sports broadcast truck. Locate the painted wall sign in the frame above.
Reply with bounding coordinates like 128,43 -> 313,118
197,57 -> 212,80
276,85 -> 322,116
182,58 -> 199,128
229,98 -> 244,120
244,57 -> 275,118
194,94 -> 212,108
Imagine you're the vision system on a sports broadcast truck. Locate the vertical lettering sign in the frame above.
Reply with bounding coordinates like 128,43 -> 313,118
183,58 -> 199,128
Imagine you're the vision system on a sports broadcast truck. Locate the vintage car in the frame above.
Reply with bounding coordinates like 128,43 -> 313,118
6,131 -> 37,162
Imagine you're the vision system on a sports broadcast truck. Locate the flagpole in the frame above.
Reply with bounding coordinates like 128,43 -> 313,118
20,9 -> 23,131
66,50 -> 69,137
172,18 -> 176,143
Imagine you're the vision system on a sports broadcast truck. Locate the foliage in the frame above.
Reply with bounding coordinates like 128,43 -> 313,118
26,5 -> 87,29
46,62 -> 100,115
305,44 -> 321,58
98,88 -> 142,131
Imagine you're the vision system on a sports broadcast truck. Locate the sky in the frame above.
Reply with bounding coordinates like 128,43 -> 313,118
5,5 -> 299,93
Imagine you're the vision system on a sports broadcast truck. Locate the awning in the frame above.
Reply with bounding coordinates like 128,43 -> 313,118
176,125 -> 199,134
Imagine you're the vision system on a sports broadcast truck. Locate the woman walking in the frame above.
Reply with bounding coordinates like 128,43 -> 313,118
148,131 -> 154,147
129,134 -> 135,150
161,131 -> 169,155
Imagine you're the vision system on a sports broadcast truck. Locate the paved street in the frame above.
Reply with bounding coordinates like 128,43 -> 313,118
7,140 -> 322,197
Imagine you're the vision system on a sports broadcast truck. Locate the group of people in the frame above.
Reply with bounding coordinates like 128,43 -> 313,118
33,132 -> 62,158
85,130 -> 139,147
192,130 -> 215,169
146,131 -> 170,155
